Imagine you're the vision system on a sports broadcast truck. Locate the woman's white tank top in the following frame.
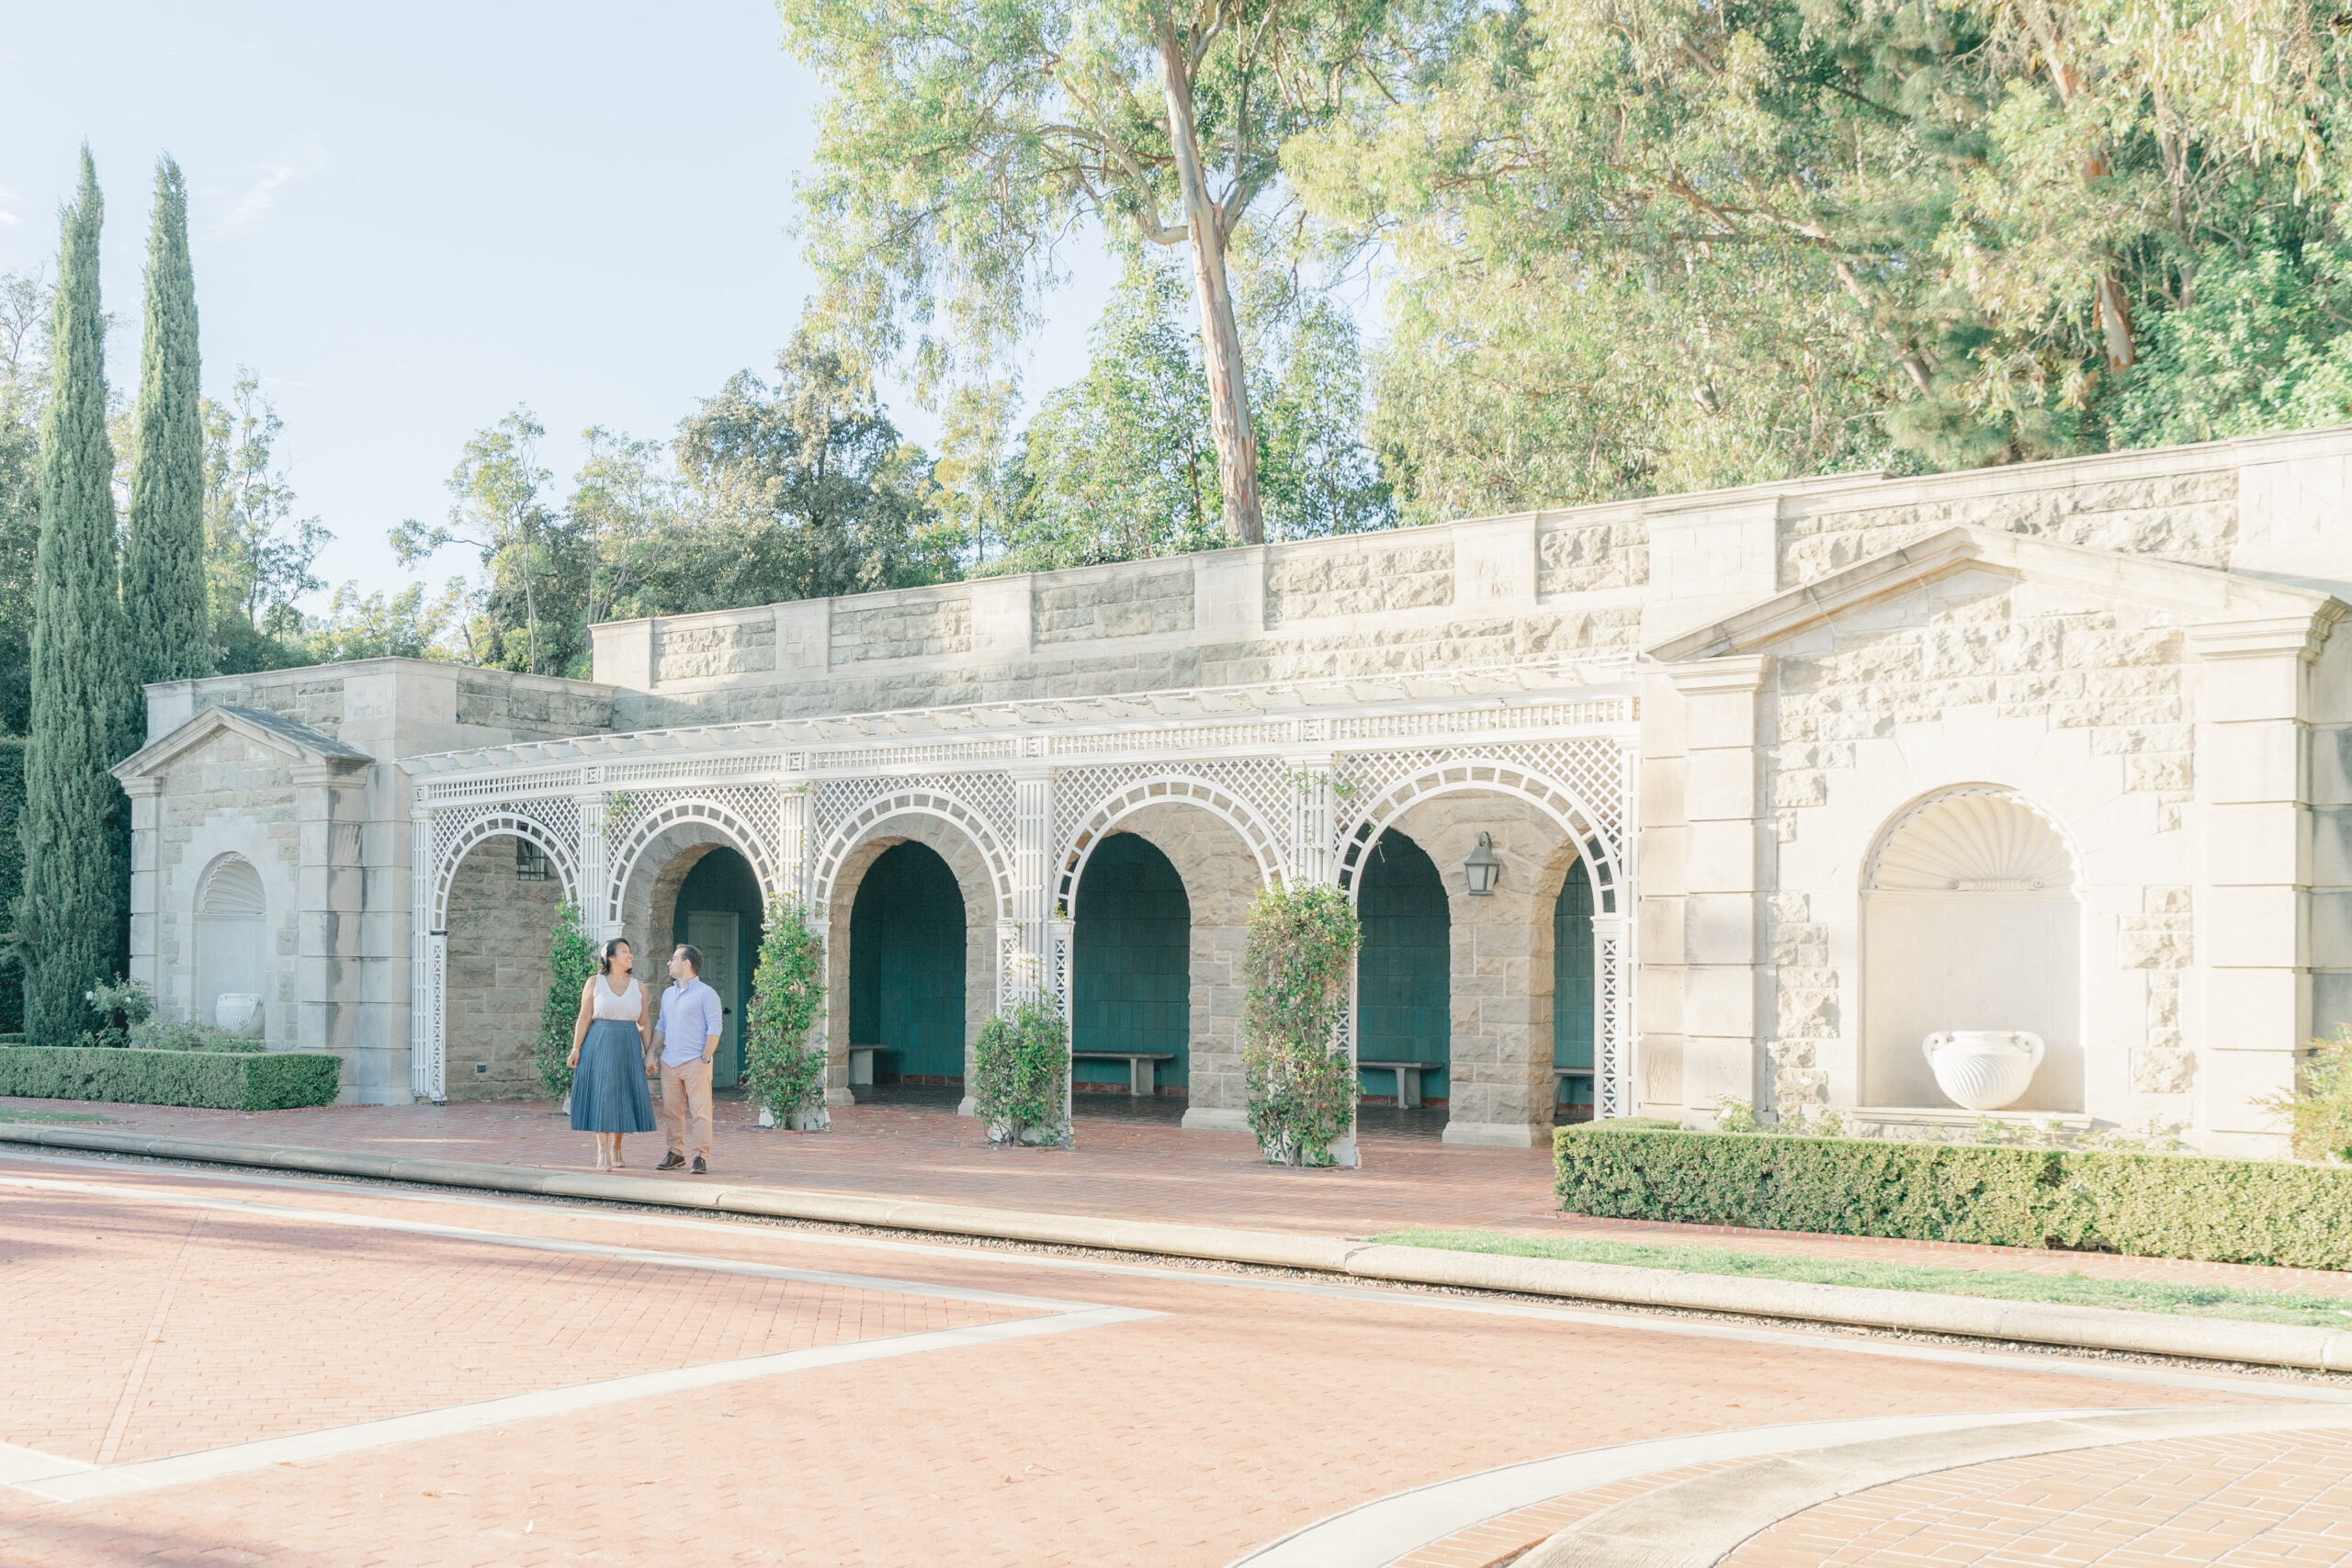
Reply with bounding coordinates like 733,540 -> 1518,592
591,976 -> 641,1021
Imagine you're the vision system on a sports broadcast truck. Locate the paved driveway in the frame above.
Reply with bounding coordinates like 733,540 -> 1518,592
5,1147 -> 2339,1568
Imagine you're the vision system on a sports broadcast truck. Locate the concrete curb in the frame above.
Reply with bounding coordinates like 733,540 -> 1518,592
10,1122 -> 2352,1373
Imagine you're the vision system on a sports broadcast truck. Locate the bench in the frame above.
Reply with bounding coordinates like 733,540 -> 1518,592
1554,1066 -> 1594,1118
1071,1050 -> 1177,1097
1358,1059 -> 1443,1109
848,1045 -> 881,1087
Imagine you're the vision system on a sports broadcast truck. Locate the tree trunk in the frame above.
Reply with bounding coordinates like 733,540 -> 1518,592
1159,25 -> 1265,546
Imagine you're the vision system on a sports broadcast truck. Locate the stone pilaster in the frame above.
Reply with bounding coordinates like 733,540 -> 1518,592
1662,657 -> 1772,1125
2188,615 -> 2333,1156
121,777 -> 164,1002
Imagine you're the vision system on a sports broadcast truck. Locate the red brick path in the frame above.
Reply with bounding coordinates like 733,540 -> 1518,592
0,1152 -> 2287,1568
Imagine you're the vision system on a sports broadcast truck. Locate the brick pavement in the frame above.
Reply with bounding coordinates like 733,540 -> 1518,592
1723,1428 -> 2352,1566
0,1153 -> 2293,1568
17,1096 -> 2352,1303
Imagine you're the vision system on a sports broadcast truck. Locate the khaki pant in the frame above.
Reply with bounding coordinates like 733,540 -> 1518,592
658,1056 -> 714,1161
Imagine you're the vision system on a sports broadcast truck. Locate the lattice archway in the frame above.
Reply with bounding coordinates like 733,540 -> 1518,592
811,786 -> 1016,925
1334,747 -> 1635,1121
1053,773 -> 1285,912
430,811 -> 582,928
605,795 -> 783,931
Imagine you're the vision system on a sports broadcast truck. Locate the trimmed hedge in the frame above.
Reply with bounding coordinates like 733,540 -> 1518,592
0,1045 -> 340,1111
1556,1122 -> 2352,1270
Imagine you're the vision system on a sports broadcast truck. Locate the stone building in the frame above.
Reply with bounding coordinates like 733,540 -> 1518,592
114,424 -> 2352,1157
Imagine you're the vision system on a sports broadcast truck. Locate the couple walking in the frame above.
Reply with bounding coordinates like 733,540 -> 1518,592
565,937 -> 725,1173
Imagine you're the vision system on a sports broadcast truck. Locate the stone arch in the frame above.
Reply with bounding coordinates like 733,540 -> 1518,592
822,807 -> 1007,1107
1860,784 -> 2086,1112
813,787 -> 1015,925
607,797 -> 782,931
194,853 -> 266,1034
1054,774 -> 1283,913
1340,761 -> 1623,912
433,812 -> 580,929
442,830 -> 567,1100
1381,791 -> 1591,1146
1067,800 -> 1273,1127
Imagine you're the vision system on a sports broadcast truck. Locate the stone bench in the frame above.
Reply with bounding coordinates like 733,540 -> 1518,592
1071,1050 -> 1176,1098
1359,1059 -> 1443,1109
849,1045 -> 881,1087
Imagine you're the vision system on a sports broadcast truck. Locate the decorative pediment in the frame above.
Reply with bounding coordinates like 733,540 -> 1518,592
112,704 -> 373,784
1645,525 -> 2346,664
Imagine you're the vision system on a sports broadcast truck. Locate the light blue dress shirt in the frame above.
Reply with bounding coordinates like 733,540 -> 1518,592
657,977 -> 725,1067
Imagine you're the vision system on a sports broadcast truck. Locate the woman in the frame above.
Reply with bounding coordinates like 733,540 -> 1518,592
568,937 -> 657,1169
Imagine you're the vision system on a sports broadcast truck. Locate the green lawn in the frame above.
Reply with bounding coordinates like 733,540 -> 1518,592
0,1108 -> 114,1123
1374,1228 -> 2352,1329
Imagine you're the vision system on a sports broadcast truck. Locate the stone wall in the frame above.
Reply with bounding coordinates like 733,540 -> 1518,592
1781,472 -> 2241,585
653,615 -> 775,682
1035,562 -> 1195,645
150,729 -> 302,1042
831,592 -> 972,665
444,835 -> 564,1100
1539,512 -> 1650,595
1759,570 -> 2196,1130
1266,536 -> 1455,626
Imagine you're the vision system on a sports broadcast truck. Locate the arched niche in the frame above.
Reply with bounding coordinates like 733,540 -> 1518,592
1860,787 -> 2084,1111
1357,829 -> 1451,1110
195,855 -> 266,1032
1072,831 -> 1192,1097
849,840 -> 967,1087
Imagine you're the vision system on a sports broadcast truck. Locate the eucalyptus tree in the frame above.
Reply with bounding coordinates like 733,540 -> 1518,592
781,0 -> 1409,545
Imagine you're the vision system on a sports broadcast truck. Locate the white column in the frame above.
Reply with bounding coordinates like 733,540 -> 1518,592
408,806 -> 444,1103
1286,747 -> 1338,888
1011,758 -> 1054,1002
1592,911 -> 1630,1118
576,780 -> 612,940
778,784 -> 810,909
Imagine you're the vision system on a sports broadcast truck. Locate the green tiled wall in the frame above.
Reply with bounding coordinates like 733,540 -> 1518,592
1071,832 -> 1190,1089
848,841 -> 967,1078
1357,829 -> 1451,1100
1555,862 -> 1595,1108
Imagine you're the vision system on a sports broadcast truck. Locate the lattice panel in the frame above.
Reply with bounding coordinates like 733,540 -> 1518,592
1332,739 -> 1629,896
811,772 -> 1017,863
428,800 -> 586,925
1596,921 -> 1626,1119
1049,760 -> 1293,903
603,785 -> 786,928
807,783 -> 1017,921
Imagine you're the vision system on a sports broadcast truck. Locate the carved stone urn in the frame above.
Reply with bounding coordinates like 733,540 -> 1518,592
214,993 -> 264,1038
1922,1030 -> 2044,1111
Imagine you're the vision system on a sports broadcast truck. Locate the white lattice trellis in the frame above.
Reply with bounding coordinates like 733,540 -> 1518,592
428,802 -> 585,925
604,786 -> 786,930
808,780 -> 1019,921
1049,761 -> 1292,907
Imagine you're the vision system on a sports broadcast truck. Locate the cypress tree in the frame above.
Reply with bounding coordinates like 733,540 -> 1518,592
19,149 -> 138,1041
124,155 -> 212,686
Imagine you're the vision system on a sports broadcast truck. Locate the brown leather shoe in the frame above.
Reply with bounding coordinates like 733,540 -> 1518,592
657,1152 -> 684,1171
691,1156 -> 707,1175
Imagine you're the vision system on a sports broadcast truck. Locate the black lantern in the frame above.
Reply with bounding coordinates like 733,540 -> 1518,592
1463,832 -> 1501,896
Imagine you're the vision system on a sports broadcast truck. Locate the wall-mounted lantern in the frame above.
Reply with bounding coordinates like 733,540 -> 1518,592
1463,833 -> 1501,896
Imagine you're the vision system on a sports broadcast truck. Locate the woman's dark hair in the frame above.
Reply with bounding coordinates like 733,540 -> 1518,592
597,937 -> 631,976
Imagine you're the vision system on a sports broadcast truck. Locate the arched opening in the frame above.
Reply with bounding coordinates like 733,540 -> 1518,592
1356,829 -> 1451,1128
195,855 -> 266,1035
673,845 -> 766,1090
848,840 -> 967,1091
444,832 -> 565,1099
1862,788 -> 2084,1111
1554,861 -> 1596,1123
1072,831 -> 1190,1103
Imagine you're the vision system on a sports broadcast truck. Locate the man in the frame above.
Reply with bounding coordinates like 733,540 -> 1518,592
652,943 -> 724,1173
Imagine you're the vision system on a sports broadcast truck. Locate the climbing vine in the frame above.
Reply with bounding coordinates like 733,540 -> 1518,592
1242,885 -> 1361,1167
744,900 -> 829,1130
972,998 -> 1071,1146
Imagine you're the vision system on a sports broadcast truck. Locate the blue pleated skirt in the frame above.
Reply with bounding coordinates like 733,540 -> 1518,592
571,1018 -> 657,1133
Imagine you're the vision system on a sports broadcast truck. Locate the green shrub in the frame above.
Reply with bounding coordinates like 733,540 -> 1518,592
1241,884 -> 1360,1167
1555,1122 -> 2352,1269
0,1044 -> 340,1110
132,1017 -> 250,1053
972,998 -> 1070,1146
2255,1026 -> 2352,1163
532,901 -> 597,1100
743,901 -> 828,1129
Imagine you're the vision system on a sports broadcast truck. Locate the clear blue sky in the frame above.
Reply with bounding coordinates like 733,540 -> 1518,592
0,1 -> 1117,604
